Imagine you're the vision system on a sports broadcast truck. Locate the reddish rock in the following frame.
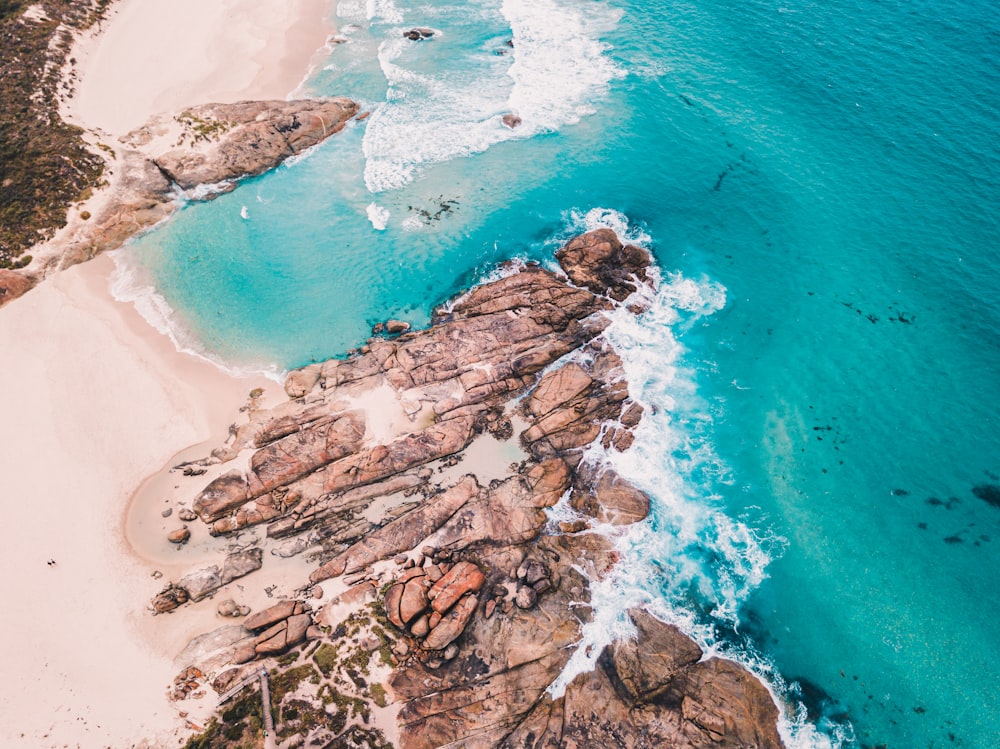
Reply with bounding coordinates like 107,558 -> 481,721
502,113 -> 522,129
410,614 -> 430,638
428,561 -> 485,615
232,642 -> 257,665
423,593 -> 478,650
243,600 -> 298,632
286,613 -> 312,647
399,577 -> 432,624
151,584 -> 189,613
555,227 -> 653,302
193,470 -> 249,523
384,582 -> 405,629
167,528 -> 190,544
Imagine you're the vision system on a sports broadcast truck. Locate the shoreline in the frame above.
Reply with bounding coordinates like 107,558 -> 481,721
0,1 -> 338,745
0,255 -> 277,746
65,0 -> 335,137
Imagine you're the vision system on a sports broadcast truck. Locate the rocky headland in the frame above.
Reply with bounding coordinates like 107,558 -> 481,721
0,96 -> 359,307
149,228 -> 784,748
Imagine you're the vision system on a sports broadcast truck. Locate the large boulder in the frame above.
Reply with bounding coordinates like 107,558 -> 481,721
555,227 -> 653,301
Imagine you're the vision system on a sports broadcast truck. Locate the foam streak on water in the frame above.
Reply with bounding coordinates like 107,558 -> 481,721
108,250 -> 285,383
543,210 -> 841,748
361,0 -> 623,193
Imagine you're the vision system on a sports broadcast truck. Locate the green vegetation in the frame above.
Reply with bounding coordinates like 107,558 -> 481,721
175,111 -> 232,145
0,0 -> 112,267
183,688 -> 263,749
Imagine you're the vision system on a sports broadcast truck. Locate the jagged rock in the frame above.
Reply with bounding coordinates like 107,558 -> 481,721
423,593 -> 478,650
164,230 -> 784,748
151,584 -> 189,613
604,608 -> 703,703
386,319 -> 411,334
555,227 -> 653,302
312,476 -> 480,582
515,584 -> 538,609
149,99 -> 358,190
521,558 -> 549,586
427,561 -> 485,615
403,27 -> 434,41
0,270 -> 35,308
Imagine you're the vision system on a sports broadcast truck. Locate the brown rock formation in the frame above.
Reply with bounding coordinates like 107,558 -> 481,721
10,97 -> 358,304
164,229 -> 785,749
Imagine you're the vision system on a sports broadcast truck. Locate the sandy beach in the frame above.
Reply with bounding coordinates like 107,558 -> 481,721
0,0 -> 333,745
68,0 -> 334,136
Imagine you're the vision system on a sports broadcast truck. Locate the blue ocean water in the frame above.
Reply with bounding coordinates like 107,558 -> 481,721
117,0 -> 1000,746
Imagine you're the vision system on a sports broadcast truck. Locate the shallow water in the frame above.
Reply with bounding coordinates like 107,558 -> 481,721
120,0 -> 1000,746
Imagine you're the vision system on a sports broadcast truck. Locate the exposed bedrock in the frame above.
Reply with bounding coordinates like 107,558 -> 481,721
162,230 -> 784,748
1,98 -> 359,306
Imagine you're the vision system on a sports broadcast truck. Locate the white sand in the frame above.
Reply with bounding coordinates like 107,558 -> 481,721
0,0 -> 334,745
68,0 -> 334,136
0,256 -> 276,746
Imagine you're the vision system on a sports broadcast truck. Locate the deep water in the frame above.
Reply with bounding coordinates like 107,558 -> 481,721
118,0 -> 1000,746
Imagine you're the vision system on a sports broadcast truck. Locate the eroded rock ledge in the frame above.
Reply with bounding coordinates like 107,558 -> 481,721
0,97 -> 358,306
158,229 -> 784,749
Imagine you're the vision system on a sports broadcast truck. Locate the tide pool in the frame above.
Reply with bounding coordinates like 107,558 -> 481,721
119,0 -> 1000,746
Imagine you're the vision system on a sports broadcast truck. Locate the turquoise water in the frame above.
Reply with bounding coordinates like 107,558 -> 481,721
119,0 -> 1000,746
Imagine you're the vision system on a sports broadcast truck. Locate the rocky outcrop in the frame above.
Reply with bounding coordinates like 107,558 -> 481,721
0,269 -> 36,307
6,97 -> 358,305
132,99 -> 358,190
163,229 -> 785,749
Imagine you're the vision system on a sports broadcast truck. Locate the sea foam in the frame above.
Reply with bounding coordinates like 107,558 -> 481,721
361,0 -> 623,193
108,250 -> 285,383
539,209 -> 843,748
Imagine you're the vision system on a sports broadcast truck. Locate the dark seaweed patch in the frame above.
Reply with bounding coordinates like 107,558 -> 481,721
971,484 -> 1000,508
891,488 -> 909,496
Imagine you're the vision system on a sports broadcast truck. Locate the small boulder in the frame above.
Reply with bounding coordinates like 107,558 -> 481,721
233,642 -> 257,664
428,561 -> 485,614
151,584 -> 189,613
399,577 -> 432,624
502,113 -> 522,129
178,508 -> 198,522
167,528 -> 190,544
386,319 -> 411,334
217,599 -> 249,618
515,585 -> 537,609
403,27 -> 434,41
424,594 -> 478,650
